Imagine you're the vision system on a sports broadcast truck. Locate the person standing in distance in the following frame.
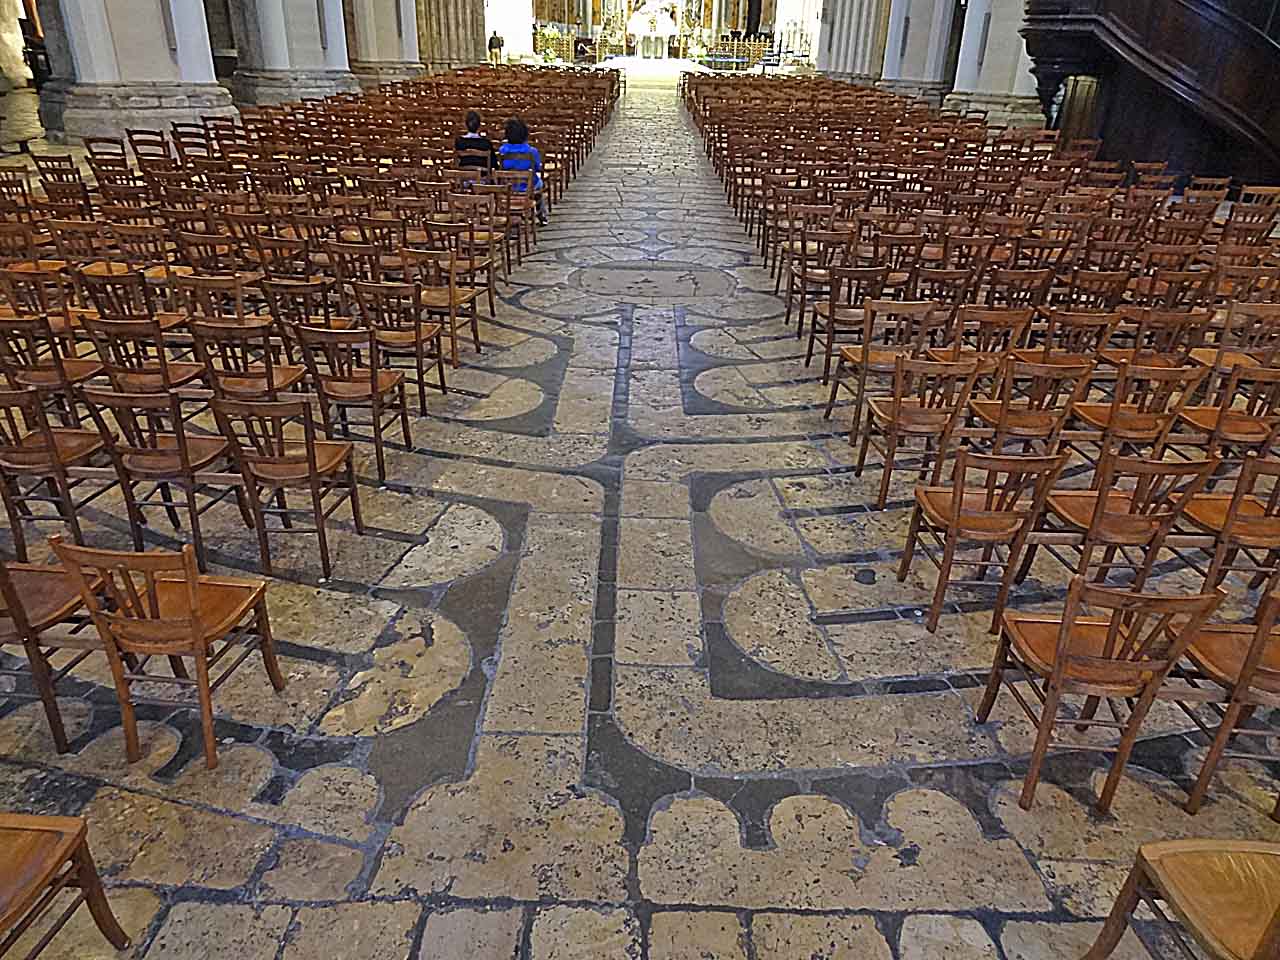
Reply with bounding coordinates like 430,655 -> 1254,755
488,31 -> 504,65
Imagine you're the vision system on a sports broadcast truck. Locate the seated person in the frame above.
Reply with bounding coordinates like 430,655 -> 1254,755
498,117 -> 549,225
455,111 -> 497,171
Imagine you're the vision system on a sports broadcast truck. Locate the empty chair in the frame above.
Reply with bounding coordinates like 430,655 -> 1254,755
212,397 -> 363,581
977,576 -> 1221,812
899,449 -> 1066,632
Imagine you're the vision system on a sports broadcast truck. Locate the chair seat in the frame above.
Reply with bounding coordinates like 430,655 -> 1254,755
6,259 -> 66,277
421,286 -> 481,309
0,428 -> 103,472
1011,348 -> 1098,367
321,369 -> 404,401
141,263 -> 194,284
1044,489 -> 1162,545
11,358 -> 104,389
1139,840 -> 1280,960
837,344 -> 904,371
1001,612 -> 1150,690
1177,406 -> 1276,444
213,364 -> 307,398
1183,493 -> 1280,545
1096,348 -> 1181,369
121,435 -> 229,477
1184,625 -> 1280,694
1072,402 -> 1170,439
915,486 -> 1025,538
0,564 -> 97,641
375,324 -> 445,350
155,575 -> 264,642
925,347 -> 1004,375
969,399 -> 1063,436
112,362 -> 204,393
867,397 -> 958,433
248,440 -> 353,485
1189,347 -> 1263,371
0,814 -> 84,933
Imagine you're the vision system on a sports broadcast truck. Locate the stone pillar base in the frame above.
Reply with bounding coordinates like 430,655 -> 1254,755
942,90 -> 1044,128
59,82 -> 238,143
876,78 -> 951,106
351,60 -> 427,87
37,77 -> 71,140
229,69 -> 361,105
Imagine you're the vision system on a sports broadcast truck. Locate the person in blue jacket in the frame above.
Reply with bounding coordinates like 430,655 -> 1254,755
498,117 -> 549,225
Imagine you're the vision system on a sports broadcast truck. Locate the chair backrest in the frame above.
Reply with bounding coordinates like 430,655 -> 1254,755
944,448 -> 1067,539
0,386 -> 61,472
176,273 -> 250,322
78,267 -> 156,321
1051,574 -> 1221,693
1039,309 -> 1119,359
261,278 -> 335,328
81,314 -> 183,392
50,535 -> 204,656
253,233 -> 313,281
862,299 -> 945,357
886,355 -> 979,421
1121,307 -> 1210,361
81,387 -> 199,478
326,240 -> 384,284
191,317 -> 290,400
289,321 -> 381,393
350,280 -> 424,332
989,357 -> 1092,441
0,314 -> 77,388
986,268 -> 1054,308
211,396 -> 321,485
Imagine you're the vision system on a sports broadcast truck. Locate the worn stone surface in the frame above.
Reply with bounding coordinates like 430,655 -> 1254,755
528,907 -> 640,959
899,915 -> 998,959
284,902 -> 421,959
648,911 -> 747,960
417,908 -> 523,960
258,839 -> 365,901
147,904 -> 292,960
751,914 -> 891,960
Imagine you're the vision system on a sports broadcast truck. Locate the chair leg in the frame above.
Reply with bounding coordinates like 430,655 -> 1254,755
312,482 -> 334,581
1097,685 -> 1158,813
415,348 -> 428,416
397,384 -> 413,448
823,357 -> 843,420
72,842 -> 131,951
0,477 -> 29,561
976,633 -> 1010,723
119,481 -> 145,552
255,598 -> 287,692
1185,699 -> 1246,814
1083,859 -> 1142,960
347,457 -> 365,535
24,639 -> 69,752
898,507 -> 923,583
183,485 -> 208,573
105,650 -> 141,764
875,430 -> 896,509
193,653 -> 218,769
926,535 -> 956,633
1020,682 -> 1061,810
248,485 -> 273,577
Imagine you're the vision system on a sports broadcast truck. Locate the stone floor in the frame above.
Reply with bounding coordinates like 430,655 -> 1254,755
2,76 -> 1279,959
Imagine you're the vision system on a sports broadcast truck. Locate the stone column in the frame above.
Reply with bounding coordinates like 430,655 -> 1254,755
941,0 -> 1042,127
350,0 -> 425,85
879,0 -> 907,80
48,0 -> 237,143
420,0 -> 486,68
230,0 -> 360,103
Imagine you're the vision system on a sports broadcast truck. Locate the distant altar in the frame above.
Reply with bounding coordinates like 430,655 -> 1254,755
627,0 -> 677,58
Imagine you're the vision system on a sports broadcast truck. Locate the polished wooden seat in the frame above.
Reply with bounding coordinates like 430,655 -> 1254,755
1086,840 -> 1280,959
0,814 -> 129,958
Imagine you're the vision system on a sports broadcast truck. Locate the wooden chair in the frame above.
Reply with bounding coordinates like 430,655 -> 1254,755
927,305 -> 1034,377
1175,363 -> 1280,463
287,321 -> 410,484
0,559 -> 102,754
899,448 -> 1065,632
0,314 -> 103,425
1018,452 -> 1218,589
211,397 -> 363,581
0,387 -> 111,561
854,355 -> 979,509
1070,362 -> 1207,458
1012,309 -> 1118,367
0,814 -> 129,957
76,266 -> 186,334
1086,840 -> 1280,958
51,536 -> 287,768
81,313 -> 205,394
977,575 -> 1222,812
805,263 -> 887,385
823,299 -> 946,445
1189,301 -> 1280,387
349,279 -> 447,414
81,388 -> 245,571
400,246 -> 482,370
1183,453 -> 1280,596
1096,307 -> 1209,370
968,357 -> 1092,455
1167,588 -> 1280,815
190,316 -> 307,401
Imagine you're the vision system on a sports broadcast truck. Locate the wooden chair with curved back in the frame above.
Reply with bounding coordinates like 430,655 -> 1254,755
50,536 -> 287,769
977,576 -> 1222,812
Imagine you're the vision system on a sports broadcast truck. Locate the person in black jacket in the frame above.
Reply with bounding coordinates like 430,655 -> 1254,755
455,111 -> 497,173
